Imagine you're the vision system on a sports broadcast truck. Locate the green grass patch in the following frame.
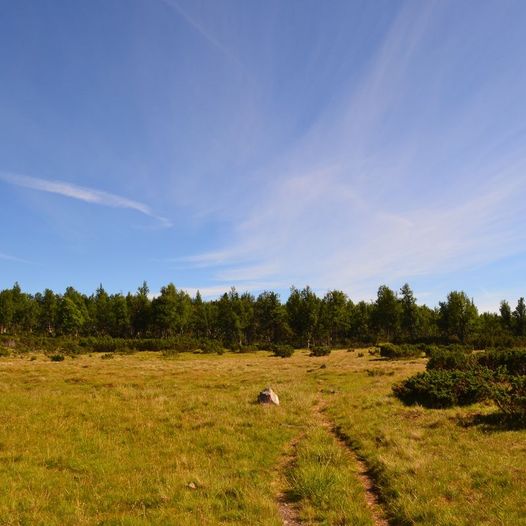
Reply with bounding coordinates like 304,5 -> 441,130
287,427 -> 374,525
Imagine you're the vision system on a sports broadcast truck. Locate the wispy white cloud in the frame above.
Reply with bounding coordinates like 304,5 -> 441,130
215,263 -> 278,283
0,252 -> 30,264
0,172 -> 172,227
173,1 -> 526,303
159,0 -> 242,66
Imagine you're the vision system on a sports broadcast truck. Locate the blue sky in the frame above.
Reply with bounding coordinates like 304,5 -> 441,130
1,0 -> 526,311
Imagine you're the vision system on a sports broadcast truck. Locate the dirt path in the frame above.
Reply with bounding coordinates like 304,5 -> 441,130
277,498 -> 302,526
274,398 -> 389,526
276,434 -> 303,526
315,400 -> 390,526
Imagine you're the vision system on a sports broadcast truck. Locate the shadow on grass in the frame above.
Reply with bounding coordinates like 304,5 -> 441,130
457,412 -> 526,432
280,488 -> 301,504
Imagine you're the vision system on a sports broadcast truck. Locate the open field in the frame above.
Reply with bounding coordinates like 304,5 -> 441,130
0,350 -> 524,525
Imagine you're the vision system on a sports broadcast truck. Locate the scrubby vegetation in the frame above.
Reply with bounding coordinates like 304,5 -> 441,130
392,369 -> 492,408
378,342 -> 424,359
394,345 -> 526,422
425,346 -> 476,371
309,345 -> 331,357
271,344 -> 295,358
491,375 -> 526,420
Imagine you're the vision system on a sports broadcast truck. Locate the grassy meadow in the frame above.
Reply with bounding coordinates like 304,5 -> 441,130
0,349 -> 524,525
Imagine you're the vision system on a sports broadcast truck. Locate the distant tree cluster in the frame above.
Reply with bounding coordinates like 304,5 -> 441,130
0,281 -> 525,348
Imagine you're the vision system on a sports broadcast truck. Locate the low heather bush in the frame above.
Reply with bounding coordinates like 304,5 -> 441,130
489,375 -> 526,421
310,345 -> 331,357
379,343 -> 423,360
426,349 -> 476,371
476,349 -> 526,376
271,344 -> 295,358
393,369 -> 492,408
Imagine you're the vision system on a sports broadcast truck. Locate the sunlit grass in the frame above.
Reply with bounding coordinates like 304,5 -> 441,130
0,349 -> 524,525
287,426 -> 374,525
323,353 -> 526,526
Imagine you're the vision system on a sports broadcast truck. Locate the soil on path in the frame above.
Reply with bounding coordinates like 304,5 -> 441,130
274,398 -> 390,526
315,399 -> 390,526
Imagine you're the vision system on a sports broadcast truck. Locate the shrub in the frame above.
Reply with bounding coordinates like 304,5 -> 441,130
61,341 -> 82,355
89,337 -> 120,353
49,354 -> 65,362
393,369 -> 492,408
476,349 -> 526,376
201,340 -> 224,355
427,349 -> 476,371
379,343 -> 423,360
489,375 -> 526,421
423,344 -> 473,357
310,345 -> 331,357
271,344 -> 295,358
237,344 -> 259,353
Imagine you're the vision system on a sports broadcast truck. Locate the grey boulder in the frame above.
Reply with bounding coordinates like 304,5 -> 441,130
258,387 -> 280,405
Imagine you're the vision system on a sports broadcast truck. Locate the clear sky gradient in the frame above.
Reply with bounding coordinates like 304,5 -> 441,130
1,0 -> 526,311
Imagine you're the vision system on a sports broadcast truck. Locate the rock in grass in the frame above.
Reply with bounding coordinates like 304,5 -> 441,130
258,387 -> 280,405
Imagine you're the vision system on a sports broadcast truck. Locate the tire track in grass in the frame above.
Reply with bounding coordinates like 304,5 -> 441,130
315,399 -> 390,526
276,433 -> 304,526
275,404 -> 389,526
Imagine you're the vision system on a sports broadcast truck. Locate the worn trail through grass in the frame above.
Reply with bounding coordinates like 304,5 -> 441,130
316,402 -> 389,526
275,389 -> 389,526
276,433 -> 303,525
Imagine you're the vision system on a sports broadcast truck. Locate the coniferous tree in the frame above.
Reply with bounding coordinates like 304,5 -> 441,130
190,291 -> 209,339
286,286 -> 320,347
129,281 -> 151,337
57,297 -> 84,336
254,291 -> 289,345
513,297 -> 526,337
0,289 -> 14,334
499,300 -> 512,335
399,283 -> 419,341
36,289 -> 58,335
318,290 -> 350,345
372,285 -> 400,341
438,291 -> 478,343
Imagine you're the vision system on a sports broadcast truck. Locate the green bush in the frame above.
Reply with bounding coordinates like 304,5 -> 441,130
427,349 -> 476,371
49,354 -> 65,362
476,349 -> 526,376
310,345 -> 331,357
87,337 -> 120,353
489,375 -> 526,421
379,343 -> 423,360
201,340 -> 224,355
237,344 -> 260,353
393,369 -> 492,408
423,344 -> 473,357
271,344 -> 295,358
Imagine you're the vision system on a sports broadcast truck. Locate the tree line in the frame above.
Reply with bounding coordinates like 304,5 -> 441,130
0,281 -> 525,348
